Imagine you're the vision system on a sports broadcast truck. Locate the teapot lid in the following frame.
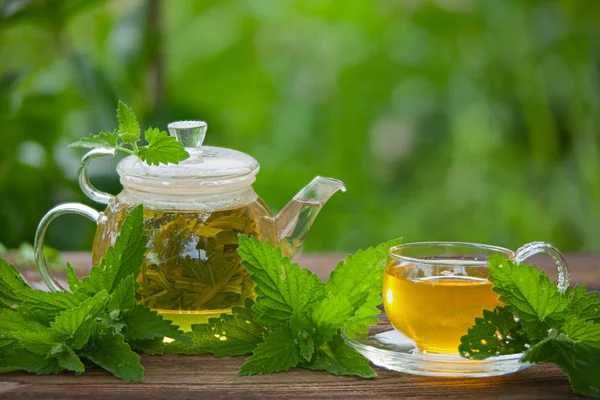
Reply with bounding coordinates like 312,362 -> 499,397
116,121 -> 259,192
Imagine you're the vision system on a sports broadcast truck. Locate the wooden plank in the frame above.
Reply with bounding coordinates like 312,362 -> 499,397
1,252 -> 599,399
0,357 -> 577,400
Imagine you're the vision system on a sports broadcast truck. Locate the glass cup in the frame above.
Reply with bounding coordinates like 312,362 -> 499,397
382,241 -> 569,354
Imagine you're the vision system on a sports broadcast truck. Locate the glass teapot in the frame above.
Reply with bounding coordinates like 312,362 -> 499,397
34,121 -> 345,329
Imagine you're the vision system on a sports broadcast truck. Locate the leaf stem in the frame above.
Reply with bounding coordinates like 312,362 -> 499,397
117,147 -> 136,156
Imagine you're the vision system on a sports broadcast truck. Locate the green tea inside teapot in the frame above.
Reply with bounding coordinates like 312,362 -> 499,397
35,121 -> 345,330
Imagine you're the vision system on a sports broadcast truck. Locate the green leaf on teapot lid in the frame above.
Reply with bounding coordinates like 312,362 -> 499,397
138,128 -> 190,166
69,100 -> 190,166
117,100 -> 141,144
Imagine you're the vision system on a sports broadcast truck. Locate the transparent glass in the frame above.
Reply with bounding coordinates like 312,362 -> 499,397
78,148 -> 115,205
343,313 -> 533,378
35,181 -> 344,330
341,241 -> 569,378
35,124 -> 345,330
88,191 -> 275,330
382,241 -> 569,354
34,203 -> 100,291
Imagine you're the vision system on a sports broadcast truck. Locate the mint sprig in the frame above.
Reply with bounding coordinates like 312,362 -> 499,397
459,257 -> 600,397
0,205 -> 190,382
458,306 -> 529,359
168,235 -> 401,378
0,212 -> 399,381
69,100 -> 190,166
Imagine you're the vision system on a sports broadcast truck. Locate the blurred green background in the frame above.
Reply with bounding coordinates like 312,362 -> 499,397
1,0 -> 600,254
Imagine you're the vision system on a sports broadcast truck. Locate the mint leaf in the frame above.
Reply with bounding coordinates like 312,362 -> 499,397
461,256 -> 600,397
459,306 -> 529,359
230,238 -> 398,377
107,275 -> 137,317
325,238 -> 401,312
121,306 -> 190,344
0,258 -> 28,293
17,289 -> 80,309
238,325 -> 299,376
0,338 -> 16,349
68,131 -> 119,149
83,324 -> 144,383
70,100 -> 190,167
289,312 -> 315,362
0,308 -> 48,338
237,235 -> 325,324
487,257 -> 569,339
310,295 -> 353,347
144,127 -> 171,144
78,205 -> 146,295
562,317 -> 600,351
0,259 -> 72,315
0,259 -> 28,309
565,285 -> 600,321
302,334 -> 375,378
138,128 -> 190,166
318,238 -> 400,338
165,299 -> 267,356
117,100 -> 140,143
0,282 -> 22,309
16,289 -> 81,320
44,290 -> 109,351
50,290 -> 109,338
102,275 -> 137,334
66,263 -> 83,293
0,347 -> 62,375
56,347 -> 85,374
18,329 -> 62,355
523,319 -> 600,397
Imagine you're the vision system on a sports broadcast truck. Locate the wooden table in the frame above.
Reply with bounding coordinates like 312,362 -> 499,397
1,253 -> 599,400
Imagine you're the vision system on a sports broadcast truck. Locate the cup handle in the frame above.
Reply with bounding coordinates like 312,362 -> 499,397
34,203 -> 101,292
514,241 -> 570,293
78,148 -> 115,205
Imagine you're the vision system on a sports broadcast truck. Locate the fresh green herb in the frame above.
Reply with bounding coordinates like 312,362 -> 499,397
69,100 -> 190,166
166,235 -> 401,378
458,305 -> 530,359
0,206 -> 399,381
459,257 -> 600,397
0,205 -> 190,382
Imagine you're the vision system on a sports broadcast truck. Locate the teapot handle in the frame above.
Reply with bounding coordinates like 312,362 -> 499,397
78,148 -> 115,205
514,241 -> 570,293
34,203 -> 101,292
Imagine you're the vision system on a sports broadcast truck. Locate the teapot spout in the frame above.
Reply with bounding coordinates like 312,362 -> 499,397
275,176 -> 346,258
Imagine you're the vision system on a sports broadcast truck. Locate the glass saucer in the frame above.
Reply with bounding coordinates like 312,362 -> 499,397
342,314 -> 532,378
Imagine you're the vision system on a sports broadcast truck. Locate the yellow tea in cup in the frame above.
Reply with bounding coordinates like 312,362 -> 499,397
383,263 -> 502,354
380,241 -> 570,356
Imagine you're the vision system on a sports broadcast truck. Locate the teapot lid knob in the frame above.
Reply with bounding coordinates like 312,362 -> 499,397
168,120 -> 207,148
